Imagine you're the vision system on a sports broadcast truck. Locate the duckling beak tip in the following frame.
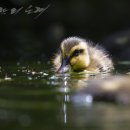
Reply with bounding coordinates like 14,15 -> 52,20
57,65 -> 70,73
57,58 -> 70,73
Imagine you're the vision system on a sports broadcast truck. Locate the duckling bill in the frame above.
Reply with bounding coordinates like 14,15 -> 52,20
52,37 -> 114,73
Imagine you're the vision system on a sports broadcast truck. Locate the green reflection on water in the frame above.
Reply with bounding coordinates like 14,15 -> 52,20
0,61 -> 130,130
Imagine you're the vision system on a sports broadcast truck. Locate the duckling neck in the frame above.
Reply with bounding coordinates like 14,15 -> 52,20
86,46 -> 105,72
86,45 -> 113,73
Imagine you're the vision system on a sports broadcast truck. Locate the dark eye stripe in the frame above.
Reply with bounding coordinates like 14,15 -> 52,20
72,49 -> 84,57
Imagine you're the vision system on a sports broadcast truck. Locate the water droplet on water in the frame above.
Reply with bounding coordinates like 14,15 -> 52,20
12,73 -> 17,76
27,70 -> 31,73
39,72 -> 43,74
43,73 -> 48,76
17,62 -> 20,66
28,77 -> 32,80
49,75 -> 58,80
4,75 -> 12,81
32,71 -> 36,75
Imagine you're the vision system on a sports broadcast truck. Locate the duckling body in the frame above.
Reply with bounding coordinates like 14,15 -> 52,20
52,37 -> 114,73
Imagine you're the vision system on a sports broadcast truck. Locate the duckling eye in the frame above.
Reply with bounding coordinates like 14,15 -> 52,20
73,49 -> 84,57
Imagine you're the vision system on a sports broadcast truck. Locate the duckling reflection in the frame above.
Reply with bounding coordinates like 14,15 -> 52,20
58,73 -> 110,124
71,75 -> 130,105
52,37 -> 114,74
58,75 -> 70,124
57,75 -> 130,126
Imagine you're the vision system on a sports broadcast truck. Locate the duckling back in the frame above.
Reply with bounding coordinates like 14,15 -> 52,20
87,44 -> 114,73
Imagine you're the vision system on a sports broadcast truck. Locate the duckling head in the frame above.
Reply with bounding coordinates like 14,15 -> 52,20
57,37 -> 90,73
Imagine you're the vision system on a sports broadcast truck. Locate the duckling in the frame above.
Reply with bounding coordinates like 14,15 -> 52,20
52,37 -> 114,73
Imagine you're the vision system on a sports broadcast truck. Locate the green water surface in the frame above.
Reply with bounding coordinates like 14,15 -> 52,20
0,61 -> 130,130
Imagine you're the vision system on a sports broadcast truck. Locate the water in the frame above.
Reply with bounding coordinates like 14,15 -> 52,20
0,61 -> 130,130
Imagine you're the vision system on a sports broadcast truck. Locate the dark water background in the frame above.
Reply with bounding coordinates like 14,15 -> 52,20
0,0 -> 130,61
0,62 -> 130,130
